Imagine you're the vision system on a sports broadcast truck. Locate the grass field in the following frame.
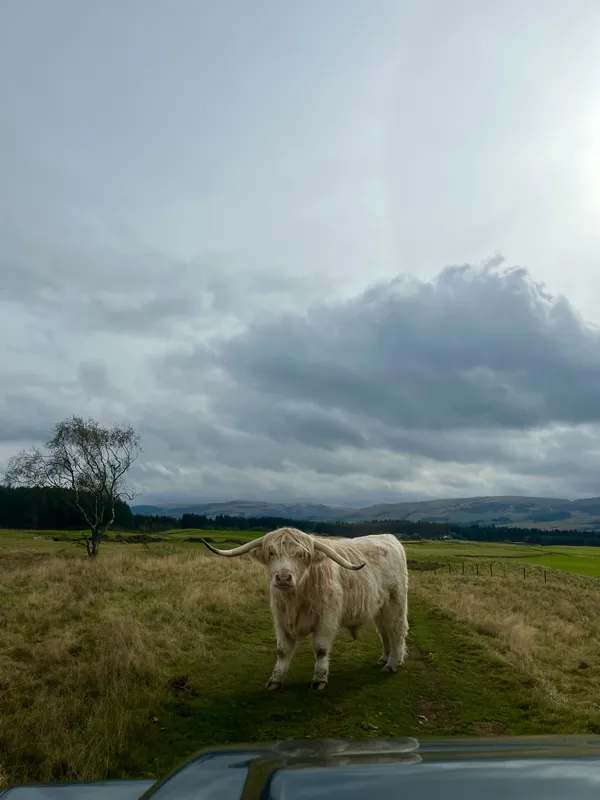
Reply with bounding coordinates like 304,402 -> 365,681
2,530 -> 600,788
0,528 -> 258,555
404,539 -> 600,577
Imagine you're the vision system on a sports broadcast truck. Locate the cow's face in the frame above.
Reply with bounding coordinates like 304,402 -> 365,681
201,526 -> 365,584
252,530 -> 323,592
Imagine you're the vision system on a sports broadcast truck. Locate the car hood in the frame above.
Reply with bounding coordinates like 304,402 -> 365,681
4,735 -> 600,799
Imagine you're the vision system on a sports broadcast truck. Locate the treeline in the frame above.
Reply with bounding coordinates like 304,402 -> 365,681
133,512 -> 451,538
133,511 -> 600,547
0,487 -> 134,530
448,522 -> 600,548
5,486 -> 600,548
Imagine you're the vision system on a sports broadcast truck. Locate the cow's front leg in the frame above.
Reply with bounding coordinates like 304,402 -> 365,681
266,629 -> 297,691
310,624 -> 336,690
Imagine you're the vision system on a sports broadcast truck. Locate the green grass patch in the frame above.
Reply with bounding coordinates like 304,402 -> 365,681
405,539 -> 600,578
118,594 -> 583,781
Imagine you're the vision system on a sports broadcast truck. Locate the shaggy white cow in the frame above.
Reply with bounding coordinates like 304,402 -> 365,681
201,527 -> 409,691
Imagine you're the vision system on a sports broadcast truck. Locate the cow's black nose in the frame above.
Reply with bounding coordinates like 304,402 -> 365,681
275,570 -> 293,585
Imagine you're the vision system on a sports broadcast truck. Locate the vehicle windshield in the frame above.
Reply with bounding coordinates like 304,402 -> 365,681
1,0 -> 599,791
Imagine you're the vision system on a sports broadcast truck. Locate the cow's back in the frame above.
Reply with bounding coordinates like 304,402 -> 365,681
329,533 -> 406,578
327,534 -> 407,625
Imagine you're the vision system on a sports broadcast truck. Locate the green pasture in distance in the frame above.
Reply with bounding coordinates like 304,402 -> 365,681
405,539 -> 600,578
404,540 -> 537,559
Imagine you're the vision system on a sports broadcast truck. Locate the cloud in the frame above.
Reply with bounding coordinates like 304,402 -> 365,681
133,259 -> 600,503
3,255 -> 600,504
161,258 -> 600,430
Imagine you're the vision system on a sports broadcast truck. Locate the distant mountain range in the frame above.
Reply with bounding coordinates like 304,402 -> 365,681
131,501 -> 351,523
131,496 -> 600,530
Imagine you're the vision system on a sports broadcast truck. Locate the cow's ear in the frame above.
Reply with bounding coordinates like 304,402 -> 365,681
250,545 -> 266,565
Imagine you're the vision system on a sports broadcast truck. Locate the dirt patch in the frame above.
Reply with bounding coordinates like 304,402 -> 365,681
414,699 -> 437,726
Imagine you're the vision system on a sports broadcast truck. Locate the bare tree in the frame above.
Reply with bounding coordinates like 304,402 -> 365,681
3,416 -> 141,556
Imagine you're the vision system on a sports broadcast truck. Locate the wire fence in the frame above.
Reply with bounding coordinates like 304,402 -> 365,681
410,559 -> 550,583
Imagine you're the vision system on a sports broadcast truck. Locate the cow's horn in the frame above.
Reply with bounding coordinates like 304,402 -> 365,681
313,539 -> 366,570
200,537 -> 263,557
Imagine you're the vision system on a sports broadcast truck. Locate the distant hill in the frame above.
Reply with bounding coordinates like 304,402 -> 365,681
131,500 -> 353,522
132,495 -> 600,530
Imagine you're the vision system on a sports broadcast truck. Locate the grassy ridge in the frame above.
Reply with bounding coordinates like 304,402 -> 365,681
1,530 -> 600,787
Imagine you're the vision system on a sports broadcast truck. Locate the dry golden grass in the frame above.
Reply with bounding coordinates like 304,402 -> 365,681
412,569 -> 600,717
0,547 -> 267,787
5,537 -> 600,788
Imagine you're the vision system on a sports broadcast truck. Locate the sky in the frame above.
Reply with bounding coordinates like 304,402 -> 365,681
3,0 -> 600,506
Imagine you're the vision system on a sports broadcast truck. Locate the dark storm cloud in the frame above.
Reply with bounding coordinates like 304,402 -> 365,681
139,259 -> 600,505
195,261 -> 600,434
5,256 -> 600,505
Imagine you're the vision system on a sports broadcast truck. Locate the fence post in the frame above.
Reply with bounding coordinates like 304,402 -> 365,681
490,564 -> 493,577
544,570 -> 547,584
523,567 -> 526,580
476,563 -> 479,576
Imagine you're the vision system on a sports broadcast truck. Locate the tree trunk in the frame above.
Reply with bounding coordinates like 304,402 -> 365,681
89,528 -> 105,557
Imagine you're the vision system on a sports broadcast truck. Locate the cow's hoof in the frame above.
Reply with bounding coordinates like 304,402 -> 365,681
310,680 -> 328,691
265,680 -> 282,691
381,664 -> 398,674
378,656 -> 388,665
